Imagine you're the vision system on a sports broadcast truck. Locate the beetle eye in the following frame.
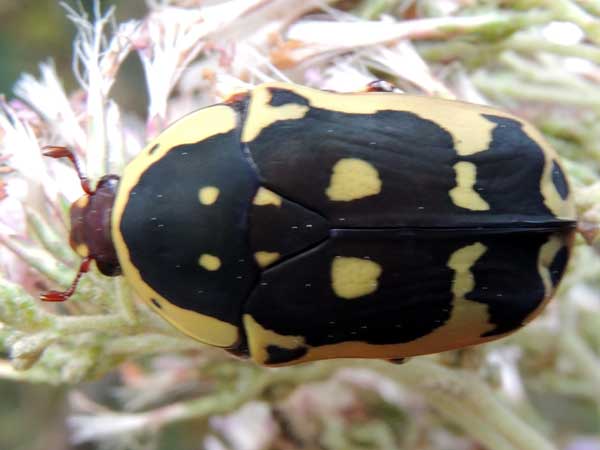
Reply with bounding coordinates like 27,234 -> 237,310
96,259 -> 122,277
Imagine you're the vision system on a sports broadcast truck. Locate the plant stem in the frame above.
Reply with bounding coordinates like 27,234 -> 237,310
69,359 -> 557,450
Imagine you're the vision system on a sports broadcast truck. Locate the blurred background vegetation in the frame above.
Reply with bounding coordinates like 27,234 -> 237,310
0,0 -> 75,94
0,0 -> 146,112
2,1 -> 600,450
0,3 -> 143,450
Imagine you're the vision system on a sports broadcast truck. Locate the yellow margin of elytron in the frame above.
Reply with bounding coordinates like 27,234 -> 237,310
111,105 -> 241,348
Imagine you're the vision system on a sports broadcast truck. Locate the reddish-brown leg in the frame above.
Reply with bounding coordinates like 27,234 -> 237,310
40,257 -> 92,302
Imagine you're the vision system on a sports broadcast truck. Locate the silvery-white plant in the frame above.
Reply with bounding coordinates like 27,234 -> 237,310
1,1 -> 600,449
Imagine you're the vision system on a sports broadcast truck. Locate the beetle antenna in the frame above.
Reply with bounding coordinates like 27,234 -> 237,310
40,257 -> 92,302
43,146 -> 93,195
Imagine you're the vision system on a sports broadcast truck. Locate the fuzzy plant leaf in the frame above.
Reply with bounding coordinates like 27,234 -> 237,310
1,1 -> 600,450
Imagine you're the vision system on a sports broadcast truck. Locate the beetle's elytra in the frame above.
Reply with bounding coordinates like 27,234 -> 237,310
45,82 -> 576,366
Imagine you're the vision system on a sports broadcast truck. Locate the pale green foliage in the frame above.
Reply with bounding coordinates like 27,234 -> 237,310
1,1 -> 600,449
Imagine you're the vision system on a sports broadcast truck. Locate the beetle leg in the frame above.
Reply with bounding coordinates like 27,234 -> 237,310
225,339 -> 250,359
223,90 -> 251,105
365,80 -> 401,93
576,220 -> 598,245
40,257 -> 92,302
386,357 -> 409,365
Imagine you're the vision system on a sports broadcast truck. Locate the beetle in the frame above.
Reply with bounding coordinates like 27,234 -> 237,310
42,82 -> 577,366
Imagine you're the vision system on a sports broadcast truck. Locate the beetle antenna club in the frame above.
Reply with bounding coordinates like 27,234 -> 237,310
43,146 -> 93,195
40,257 -> 92,302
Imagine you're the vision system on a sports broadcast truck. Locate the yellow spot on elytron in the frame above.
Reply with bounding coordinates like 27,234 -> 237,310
242,87 -> 310,143
446,117 -> 493,156
255,251 -> 280,268
253,187 -> 282,207
75,243 -> 89,258
243,314 -> 306,365
75,195 -> 89,209
447,242 -> 487,298
199,254 -> 221,271
326,158 -> 382,201
331,257 -> 382,299
449,161 -> 490,211
198,186 -> 220,205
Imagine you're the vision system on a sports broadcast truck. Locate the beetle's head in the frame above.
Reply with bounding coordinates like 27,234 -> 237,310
41,147 -> 121,302
69,174 -> 121,276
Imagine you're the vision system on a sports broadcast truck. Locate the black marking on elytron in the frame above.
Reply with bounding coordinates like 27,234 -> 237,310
464,115 -> 554,220
244,229 -> 571,350
474,230 -> 573,337
247,107 -> 456,226
249,191 -> 329,264
265,344 -> 309,365
120,121 -> 260,328
148,143 -> 160,155
151,298 -> 162,309
551,160 -> 569,200
244,90 -> 571,227
245,236 -> 455,348
550,243 -> 570,287
267,88 -> 310,107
